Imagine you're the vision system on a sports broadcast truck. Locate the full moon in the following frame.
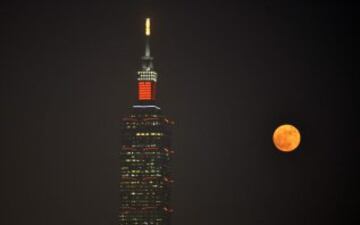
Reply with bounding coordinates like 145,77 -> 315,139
273,124 -> 301,152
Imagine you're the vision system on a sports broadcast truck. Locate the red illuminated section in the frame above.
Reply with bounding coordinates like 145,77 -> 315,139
138,81 -> 156,100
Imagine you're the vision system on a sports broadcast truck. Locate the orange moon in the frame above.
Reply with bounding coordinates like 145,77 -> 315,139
273,124 -> 301,152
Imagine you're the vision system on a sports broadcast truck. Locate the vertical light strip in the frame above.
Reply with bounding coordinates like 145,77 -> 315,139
145,18 -> 151,36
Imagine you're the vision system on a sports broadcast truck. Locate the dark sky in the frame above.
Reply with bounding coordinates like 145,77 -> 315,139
0,1 -> 356,225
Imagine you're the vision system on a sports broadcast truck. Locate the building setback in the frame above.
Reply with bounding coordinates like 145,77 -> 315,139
119,18 -> 175,225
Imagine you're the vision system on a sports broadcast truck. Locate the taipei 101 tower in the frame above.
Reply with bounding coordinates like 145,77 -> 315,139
119,18 -> 175,225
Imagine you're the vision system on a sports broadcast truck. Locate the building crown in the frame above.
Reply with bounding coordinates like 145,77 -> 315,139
137,18 -> 157,101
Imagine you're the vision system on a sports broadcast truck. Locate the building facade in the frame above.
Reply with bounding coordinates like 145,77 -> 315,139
119,18 -> 174,225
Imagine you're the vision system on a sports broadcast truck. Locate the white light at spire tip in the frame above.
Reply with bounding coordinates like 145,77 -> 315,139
145,18 -> 151,36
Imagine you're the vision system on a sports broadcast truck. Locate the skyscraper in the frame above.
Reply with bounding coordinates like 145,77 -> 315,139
119,18 -> 174,225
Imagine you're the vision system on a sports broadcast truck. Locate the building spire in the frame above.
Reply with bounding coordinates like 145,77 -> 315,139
145,18 -> 151,36
137,17 -> 157,101
145,18 -> 151,57
142,18 -> 153,70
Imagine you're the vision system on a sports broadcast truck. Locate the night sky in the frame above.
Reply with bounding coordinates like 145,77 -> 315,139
0,1 -> 357,225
